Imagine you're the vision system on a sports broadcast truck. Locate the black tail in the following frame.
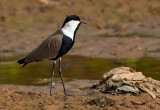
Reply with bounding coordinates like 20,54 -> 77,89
17,58 -> 27,67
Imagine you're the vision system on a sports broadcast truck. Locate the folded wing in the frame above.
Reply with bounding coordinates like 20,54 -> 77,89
18,30 -> 63,65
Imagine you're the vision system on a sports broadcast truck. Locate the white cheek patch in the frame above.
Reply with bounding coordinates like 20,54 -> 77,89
61,20 -> 80,40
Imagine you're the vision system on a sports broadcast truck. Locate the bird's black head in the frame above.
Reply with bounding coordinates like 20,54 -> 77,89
64,15 -> 80,23
61,15 -> 87,28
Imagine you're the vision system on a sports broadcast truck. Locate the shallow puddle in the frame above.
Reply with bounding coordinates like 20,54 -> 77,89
0,55 -> 160,86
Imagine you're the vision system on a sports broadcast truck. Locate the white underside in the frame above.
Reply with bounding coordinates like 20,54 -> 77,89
61,20 -> 80,40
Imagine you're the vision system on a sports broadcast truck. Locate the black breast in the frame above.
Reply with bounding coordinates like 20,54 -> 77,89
53,35 -> 74,60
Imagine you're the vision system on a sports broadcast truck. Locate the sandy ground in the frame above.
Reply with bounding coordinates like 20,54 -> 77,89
0,80 -> 160,110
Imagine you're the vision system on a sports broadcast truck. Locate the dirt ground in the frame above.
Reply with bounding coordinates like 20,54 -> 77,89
0,80 -> 160,110
1,23 -> 160,59
1,0 -> 160,110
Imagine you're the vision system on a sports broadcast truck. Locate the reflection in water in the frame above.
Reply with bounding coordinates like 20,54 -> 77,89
0,55 -> 160,86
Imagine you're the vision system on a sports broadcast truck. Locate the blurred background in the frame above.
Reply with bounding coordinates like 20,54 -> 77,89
0,0 -> 160,85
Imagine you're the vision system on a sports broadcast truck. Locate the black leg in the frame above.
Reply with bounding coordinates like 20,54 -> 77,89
50,61 -> 56,95
58,57 -> 67,96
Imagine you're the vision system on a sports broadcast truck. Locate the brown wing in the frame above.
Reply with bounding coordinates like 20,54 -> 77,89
25,30 -> 63,63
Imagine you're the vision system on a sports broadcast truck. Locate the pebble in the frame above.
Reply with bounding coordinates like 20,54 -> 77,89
130,100 -> 144,105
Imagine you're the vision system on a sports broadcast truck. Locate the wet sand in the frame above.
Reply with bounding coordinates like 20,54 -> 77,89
0,80 -> 160,110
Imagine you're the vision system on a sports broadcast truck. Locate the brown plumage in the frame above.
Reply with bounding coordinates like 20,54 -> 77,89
18,29 -> 63,66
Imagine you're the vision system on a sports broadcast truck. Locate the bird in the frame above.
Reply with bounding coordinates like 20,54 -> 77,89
17,15 -> 87,96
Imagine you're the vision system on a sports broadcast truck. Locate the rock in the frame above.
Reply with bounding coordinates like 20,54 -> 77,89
92,67 -> 160,98
116,85 -> 140,94
130,100 -> 144,105
88,97 -> 115,107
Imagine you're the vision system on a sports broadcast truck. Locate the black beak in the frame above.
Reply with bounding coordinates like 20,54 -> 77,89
80,20 -> 87,24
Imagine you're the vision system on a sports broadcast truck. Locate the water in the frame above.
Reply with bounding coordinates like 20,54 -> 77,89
0,55 -> 160,86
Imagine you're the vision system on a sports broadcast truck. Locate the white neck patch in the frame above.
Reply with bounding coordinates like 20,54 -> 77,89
61,20 -> 80,40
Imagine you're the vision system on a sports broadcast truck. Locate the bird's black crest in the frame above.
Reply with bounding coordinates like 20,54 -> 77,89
61,15 -> 80,28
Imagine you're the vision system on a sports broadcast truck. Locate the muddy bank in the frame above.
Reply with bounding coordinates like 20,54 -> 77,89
0,80 -> 160,110
70,36 -> 160,59
1,31 -> 160,59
